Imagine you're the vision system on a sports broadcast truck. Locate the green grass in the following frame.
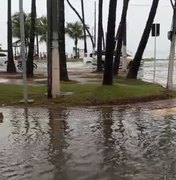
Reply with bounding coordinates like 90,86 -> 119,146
0,80 -> 173,107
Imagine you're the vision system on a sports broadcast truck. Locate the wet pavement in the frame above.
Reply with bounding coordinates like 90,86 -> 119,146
0,59 -> 176,86
1,106 -> 176,179
0,59 -> 176,87
0,61 -> 95,85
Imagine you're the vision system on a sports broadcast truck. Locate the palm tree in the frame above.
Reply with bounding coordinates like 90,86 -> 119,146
127,0 -> 160,79
37,16 -> 47,43
102,0 -> 117,85
7,0 -> 16,73
58,0 -> 69,81
35,16 -> 47,56
12,12 -> 31,47
12,13 -> 47,54
113,0 -> 129,75
65,22 -> 84,58
97,0 -> 103,72
27,0 -> 36,78
66,0 -> 95,49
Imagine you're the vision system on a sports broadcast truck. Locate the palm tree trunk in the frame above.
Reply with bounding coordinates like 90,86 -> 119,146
127,0 -> 159,79
102,28 -> 106,51
122,23 -> 127,71
102,0 -> 117,85
113,0 -> 129,75
27,0 -> 36,78
58,0 -> 69,81
81,0 -> 87,55
36,33 -> 39,58
47,0 -> 52,98
7,0 -> 16,73
97,0 -> 103,72
75,38 -> 78,58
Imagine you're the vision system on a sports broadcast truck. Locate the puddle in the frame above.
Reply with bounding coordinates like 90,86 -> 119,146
0,106 -> 176,179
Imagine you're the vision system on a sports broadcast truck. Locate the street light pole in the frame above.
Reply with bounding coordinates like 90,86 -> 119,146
19,0 -> 28,103
167,0 -> 176,90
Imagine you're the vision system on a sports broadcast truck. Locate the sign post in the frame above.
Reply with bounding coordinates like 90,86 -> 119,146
151,23 -> 160,82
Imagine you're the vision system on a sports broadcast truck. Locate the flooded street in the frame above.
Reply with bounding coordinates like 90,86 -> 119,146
1,60 -> 176,179
141,60 -> 176,87
1,106 -> 176,180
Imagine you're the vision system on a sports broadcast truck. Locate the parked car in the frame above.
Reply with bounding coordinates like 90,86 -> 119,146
83,53 -> 93,64
0,53 -> 7,66
92,51 -> 133,69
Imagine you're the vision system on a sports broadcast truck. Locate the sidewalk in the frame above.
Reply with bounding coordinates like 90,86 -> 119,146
0,71 -> 46,86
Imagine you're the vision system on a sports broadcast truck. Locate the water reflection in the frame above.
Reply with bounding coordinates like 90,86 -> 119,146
1,107 -> 176,179
47,109 -> 70,180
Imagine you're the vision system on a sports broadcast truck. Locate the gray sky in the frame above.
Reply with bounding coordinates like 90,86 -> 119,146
0,0 -> 172,58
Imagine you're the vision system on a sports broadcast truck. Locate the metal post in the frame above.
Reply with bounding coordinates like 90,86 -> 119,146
19,0 -> 28,104
167,1 -> 176,90
153,25 -> 157,82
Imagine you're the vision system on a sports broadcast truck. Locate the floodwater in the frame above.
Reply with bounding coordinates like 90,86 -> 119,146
140,60 -> 176,87
1,106 -> 176,180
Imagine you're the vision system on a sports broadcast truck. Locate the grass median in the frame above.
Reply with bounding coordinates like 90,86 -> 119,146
0,79 -> 174,107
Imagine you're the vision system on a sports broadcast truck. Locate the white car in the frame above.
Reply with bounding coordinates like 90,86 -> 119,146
0,53 -> 7,66
92,51 -> 133,69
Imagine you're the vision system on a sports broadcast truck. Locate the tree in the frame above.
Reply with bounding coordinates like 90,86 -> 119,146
65,22 -> 84,58
7,0 -> 16,73
66,0 -> 95,49
96,0 -> 103,72
27,0 -> 36,78
113,0 -> 129,75
47,0 -> 52,98
81,0 -> 87,55
12,12 -> 31,47
35,16 -> 47,56
37,16 -> 47,43
12,13 -> 47,53
58,0 -> 69,81
127,0 -> 160,79
102,0 -> 117,85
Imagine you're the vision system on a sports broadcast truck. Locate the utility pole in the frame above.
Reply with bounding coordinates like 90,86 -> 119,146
167,0 -> 176,90
51,0 -> 60,98
47,0 -> 60,98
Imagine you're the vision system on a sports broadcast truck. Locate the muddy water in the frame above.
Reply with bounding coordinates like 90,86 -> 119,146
0,107 -> 176,180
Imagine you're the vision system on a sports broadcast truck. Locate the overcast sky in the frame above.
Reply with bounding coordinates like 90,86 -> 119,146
0,0 -> 173,58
